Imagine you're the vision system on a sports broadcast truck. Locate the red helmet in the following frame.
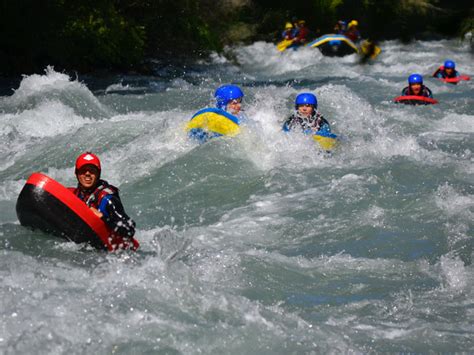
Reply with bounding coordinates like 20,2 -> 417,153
75,152 -> 101,174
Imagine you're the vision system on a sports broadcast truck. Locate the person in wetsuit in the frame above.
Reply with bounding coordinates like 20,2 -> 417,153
401,74 -> 433,98
282,93 -> 331,134
188,84 -> 248,143
432,60 -> 460,79
70,152 -> 136,240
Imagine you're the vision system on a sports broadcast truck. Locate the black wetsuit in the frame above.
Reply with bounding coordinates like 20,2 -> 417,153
401,85 -> 433,98
433,67 -> 459,79
282,111 -> 331,133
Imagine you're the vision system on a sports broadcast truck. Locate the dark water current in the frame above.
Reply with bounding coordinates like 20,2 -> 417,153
0,40 -> 473,353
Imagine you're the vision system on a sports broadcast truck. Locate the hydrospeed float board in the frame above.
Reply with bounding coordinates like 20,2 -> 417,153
16,173 -> 139,251
186,108 -> 240,142
438,75 -> 470,84
313,131 -> 339,151
393,95 -> 439,105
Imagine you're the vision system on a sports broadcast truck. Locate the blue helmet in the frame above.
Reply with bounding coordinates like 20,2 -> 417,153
408,74 -> 423,85
444,60 -> 455,69
215,85 -> 244,109
295,93 -> 317,108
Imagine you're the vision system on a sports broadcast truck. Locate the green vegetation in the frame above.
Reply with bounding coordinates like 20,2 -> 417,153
0,0 -> 145,74
251,0 -> 473,41
0,0 -> 472,76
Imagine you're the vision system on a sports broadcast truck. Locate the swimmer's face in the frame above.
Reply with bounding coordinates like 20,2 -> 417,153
445,68 -> 453,75
410,83 -> 422,95
297,104 -> 314,117
226,98 -> 242,114
76,165 -> 99,190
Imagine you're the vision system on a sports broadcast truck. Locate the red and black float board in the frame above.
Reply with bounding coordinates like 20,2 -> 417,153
16,173 -> 138,251
394,95 -> 439,105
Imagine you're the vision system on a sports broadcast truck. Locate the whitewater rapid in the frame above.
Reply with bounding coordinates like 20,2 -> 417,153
0,39 -> 473,353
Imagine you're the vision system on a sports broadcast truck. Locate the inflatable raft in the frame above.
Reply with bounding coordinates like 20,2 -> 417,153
393,95 -> 439,105
16,173 -> 139,251
307,34 -> 358,57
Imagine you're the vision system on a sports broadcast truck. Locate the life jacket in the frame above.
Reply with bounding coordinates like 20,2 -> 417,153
345,29 -> 360,42
433,66 -> 458,79
283,111 -> 328,133
68,181 -> 139,251
295,26 -> 309,42
402,85 -> 432,98
282,29 -> 294,40
69,180 -> 117,215
291,27 -> 300,38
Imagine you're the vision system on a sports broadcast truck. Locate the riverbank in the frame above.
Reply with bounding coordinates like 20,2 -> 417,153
0,0 -> 472,76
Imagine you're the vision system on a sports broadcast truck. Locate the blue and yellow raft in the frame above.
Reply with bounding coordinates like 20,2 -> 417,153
186,108 -> 241,143
307,34 -> 359,57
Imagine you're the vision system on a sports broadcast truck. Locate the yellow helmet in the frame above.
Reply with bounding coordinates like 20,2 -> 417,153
349,20 -> 358,28
298,20 -> 306,25
285,22 -> 293,29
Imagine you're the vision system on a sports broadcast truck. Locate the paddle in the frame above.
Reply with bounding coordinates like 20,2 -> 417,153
360,40 -> 381,61
277,39 -> 294,52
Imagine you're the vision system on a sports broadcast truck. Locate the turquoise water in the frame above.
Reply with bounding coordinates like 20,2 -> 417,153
0,40 -> 473,353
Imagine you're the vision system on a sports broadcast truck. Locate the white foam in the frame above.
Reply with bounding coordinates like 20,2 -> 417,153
0,180 -> 24,201
235,41 -> 325,76
434,113 -> 474,133
6,100 -> 92,138
3,66 -> 111,118
435,184 -> 474,220
438,256 -> 469,291
105,82 -> 132,93
10,66 -> 75,102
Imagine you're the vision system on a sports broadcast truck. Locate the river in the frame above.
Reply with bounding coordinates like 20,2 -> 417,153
0,39 -> 473,353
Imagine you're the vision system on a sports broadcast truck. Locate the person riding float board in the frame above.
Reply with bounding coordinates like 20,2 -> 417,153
282,93 -> 331,135
433,60 -> 460,79
69,152 -> 136,240
188,84 -> 247,142
215,85 -> 247,120
345,20 -> 361,43
401,74 -> 433,98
